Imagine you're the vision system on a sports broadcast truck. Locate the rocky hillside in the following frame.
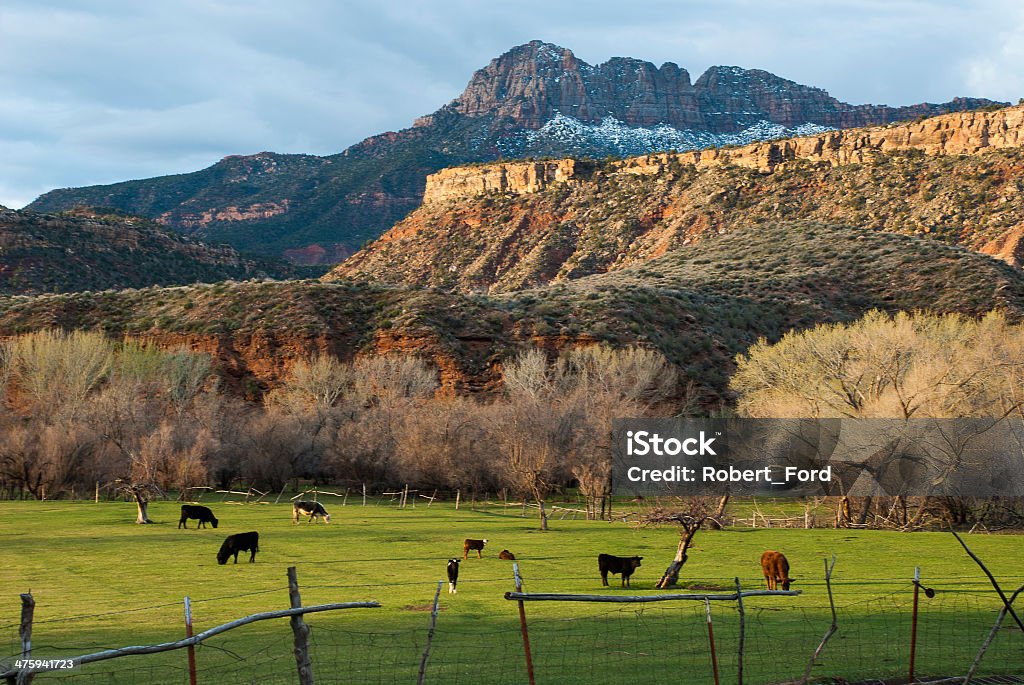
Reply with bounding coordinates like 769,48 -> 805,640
26,41 -> 1001,264
0,207 -> 294,295
1,223 -> 1021,402
331,105 -> 1024,291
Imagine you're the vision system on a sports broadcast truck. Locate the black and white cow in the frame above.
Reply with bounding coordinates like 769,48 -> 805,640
217,532 -> 259,565
598,553 -> 643,587
292,501 -> 330,524
447,558 -> 460,594
178,504 -> 218,529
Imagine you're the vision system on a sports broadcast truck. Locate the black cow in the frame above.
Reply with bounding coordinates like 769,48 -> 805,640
217,532 -> 259,565
598,553 -> 643,587
293,501 -> 330,524
447,558 -> 460,594
178,504 -> 218,529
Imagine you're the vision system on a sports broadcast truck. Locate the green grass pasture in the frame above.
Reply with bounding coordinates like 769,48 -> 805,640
0,500 -> 1021,683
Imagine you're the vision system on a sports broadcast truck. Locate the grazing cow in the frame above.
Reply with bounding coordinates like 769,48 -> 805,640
761,550 -> 792,591
599,553 -> 643,587
498,549 -> 516,560
447,559 -> 460,594
463,538 -> 488,560
178,504 -> 218,529
293,501 -> 330,524
217,532 -> 260,565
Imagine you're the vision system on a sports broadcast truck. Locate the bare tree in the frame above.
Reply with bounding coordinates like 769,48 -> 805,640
494,351 -> 578,530
265,353 -> 352,414
0,422 -> 97,499
642,497 -> 716,588
112,478 -> 163,524
392,397 -> 494,491
732,310 -> 1024,527
4,329 -> 113,422
562,346 -> 683,519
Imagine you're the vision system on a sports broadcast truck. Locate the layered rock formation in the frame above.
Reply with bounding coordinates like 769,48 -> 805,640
423,160 -> 580,201
335,105 -> 1024,291
422,105 -> 1024,204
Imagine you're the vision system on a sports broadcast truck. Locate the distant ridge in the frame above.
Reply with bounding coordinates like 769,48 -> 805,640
0,207 -> 294,295
28,41 -> 1005,263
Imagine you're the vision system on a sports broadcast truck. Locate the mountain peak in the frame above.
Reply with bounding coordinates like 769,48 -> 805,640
27,42 -> 1008,264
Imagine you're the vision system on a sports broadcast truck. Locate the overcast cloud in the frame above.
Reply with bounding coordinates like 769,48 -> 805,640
2,0 -> 1022,208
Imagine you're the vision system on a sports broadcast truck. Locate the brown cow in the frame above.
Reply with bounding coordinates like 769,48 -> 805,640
463,538 -> 488,560
498,549 -> 516,560
761,550 -> 792,590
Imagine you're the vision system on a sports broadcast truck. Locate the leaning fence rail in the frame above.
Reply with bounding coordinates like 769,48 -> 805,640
1,567 -> 378,683
504,589 -> 801,603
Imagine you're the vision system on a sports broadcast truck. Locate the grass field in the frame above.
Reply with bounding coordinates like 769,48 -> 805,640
1,498 -> 1022,684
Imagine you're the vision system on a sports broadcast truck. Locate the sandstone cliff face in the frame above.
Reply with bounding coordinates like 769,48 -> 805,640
423,105 -> 1024,204
423,160 -> 579,203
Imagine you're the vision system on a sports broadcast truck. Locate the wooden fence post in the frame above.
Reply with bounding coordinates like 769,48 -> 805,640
16,592 -> 34,685
512,564 -> 536,685
416,582 -> 443,685
703,597 -> 720,685
909,567 -> 920,684
184,597 -> 197,685
287,567 -> 315,685
734,577 -> 745,685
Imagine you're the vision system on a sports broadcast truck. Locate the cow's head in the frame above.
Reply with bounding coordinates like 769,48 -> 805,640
324,513 -> 331,523
216,550 -> 230,565
631,556 -> 643,569
211,517 -> 219,529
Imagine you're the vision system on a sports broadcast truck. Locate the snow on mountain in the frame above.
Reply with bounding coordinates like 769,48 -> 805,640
497,113 -> 835,158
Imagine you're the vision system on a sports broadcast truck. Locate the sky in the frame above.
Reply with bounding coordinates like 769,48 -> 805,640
2,0 -> 1023,209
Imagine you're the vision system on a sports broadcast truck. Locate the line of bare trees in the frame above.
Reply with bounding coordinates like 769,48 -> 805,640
0,330 -> 681,520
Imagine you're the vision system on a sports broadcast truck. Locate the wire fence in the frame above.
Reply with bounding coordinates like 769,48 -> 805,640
3,570 -> 1022,684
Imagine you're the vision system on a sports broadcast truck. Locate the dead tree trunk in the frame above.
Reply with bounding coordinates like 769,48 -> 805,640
656,516 -> 705,589
709,494 -> 730,529
113,481 -> 161,524
134,494 -> 152,524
